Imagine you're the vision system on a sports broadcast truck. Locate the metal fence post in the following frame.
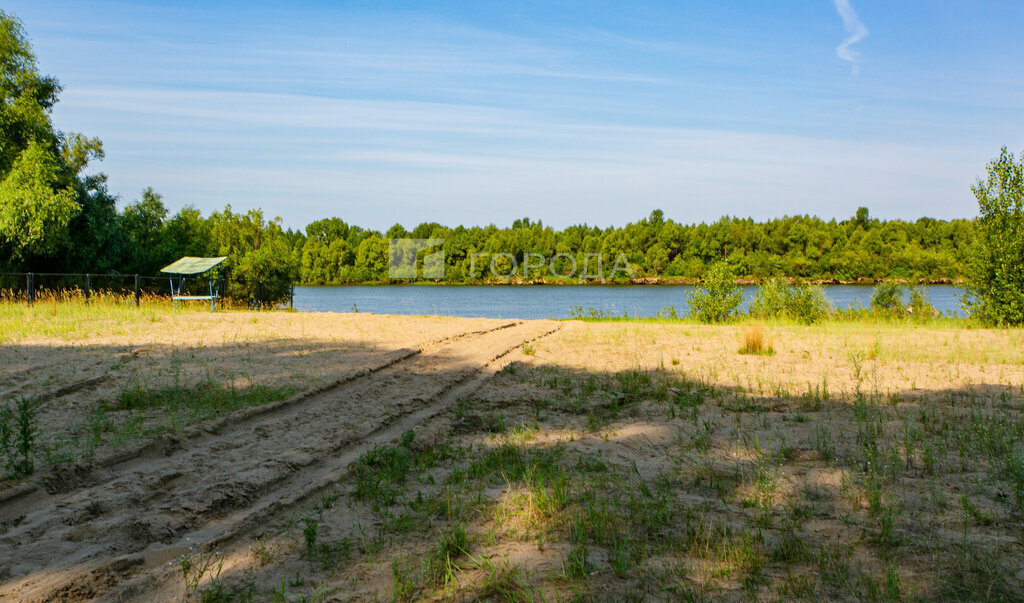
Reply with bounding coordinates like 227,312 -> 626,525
84,273 -> 91,303
26,273 -> 33,305
290,284 -> 294,309
134,274 -> 141,307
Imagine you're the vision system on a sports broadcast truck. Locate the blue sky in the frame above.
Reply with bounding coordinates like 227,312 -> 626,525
7,1 -> 1024,230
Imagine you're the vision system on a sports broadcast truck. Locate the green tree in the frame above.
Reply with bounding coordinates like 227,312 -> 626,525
355,234 -> 388,281
688,262 -> 742,323
0,11 -> 106,266
208,206 -> 299,304
0,140 -> 77,257
963,147 -> 1024,325
236,238 -> 299,305
121,187 -> 169,274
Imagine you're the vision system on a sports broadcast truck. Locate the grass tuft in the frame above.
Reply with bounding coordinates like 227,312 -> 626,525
738,324 -> 775,356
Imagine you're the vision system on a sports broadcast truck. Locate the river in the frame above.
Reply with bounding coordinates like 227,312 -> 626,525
292,284 -> 965,319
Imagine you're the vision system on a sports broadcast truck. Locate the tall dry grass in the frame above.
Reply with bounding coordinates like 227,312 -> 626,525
738,324 -> 775,355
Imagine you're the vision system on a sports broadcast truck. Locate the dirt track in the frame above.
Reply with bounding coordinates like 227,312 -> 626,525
0,319 -> 560,601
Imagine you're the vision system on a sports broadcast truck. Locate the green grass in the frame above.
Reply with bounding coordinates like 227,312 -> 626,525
562,305 -> 972,329
421,523 -> 470,589
351,430 -> 459,510
0,293 -> 188,342
0,291 -> 267,343
29,378 -> 303,462
114,378 -> 297,418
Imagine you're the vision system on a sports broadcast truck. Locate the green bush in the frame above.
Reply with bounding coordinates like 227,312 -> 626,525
908,286 -> 936,320
688,262 -> 742,323
871,282 -> 906,317
787,284 -> 829,324
749,277 -> 789,319
229,238 -> 300,307
750,278 -> 828,324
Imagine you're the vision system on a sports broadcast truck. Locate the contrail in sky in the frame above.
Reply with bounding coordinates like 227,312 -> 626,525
833,0 -> 868,74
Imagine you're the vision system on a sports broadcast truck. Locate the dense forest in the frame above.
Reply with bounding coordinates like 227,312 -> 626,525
6,195 -> 975,286
0,10 -> 977,299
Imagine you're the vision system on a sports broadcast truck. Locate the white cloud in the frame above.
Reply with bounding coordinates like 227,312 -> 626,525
833,0 -> 869,74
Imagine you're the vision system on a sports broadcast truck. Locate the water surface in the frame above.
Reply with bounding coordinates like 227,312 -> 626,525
293,284 -> 964,319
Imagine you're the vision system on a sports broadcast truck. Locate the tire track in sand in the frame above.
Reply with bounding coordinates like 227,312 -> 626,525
0,319 -> 560,601
0,320 -> 521,505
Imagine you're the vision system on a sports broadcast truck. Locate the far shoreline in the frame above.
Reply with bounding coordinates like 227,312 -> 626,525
296,277 -> 965,287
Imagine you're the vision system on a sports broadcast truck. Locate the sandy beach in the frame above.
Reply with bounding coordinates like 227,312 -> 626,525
2,310 -> 1023,600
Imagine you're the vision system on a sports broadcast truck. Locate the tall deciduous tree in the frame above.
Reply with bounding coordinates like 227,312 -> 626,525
0,140 -> 77,256
0,11 -> 104,264
964,147 -> 1024,325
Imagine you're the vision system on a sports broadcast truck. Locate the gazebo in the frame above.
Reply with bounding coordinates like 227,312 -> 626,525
159,256 -> 228,311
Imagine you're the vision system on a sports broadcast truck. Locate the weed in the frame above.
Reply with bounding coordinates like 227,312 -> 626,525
940,539 -> 1023,600
352,430 -> 445,509
303,518 -> 319,560
871,282 -> 906,317
564,542 -> 589,579
391,557 -> 417,602
771,518 -> 808,563
959,496 -> 994,526
750,278 -> 829,323
175,543 -> 224,593
471,557 -> 535,601
250,540 -> 274,566
520,342 -> 536,356
688,262 -> 743,323
2,397 -> 38,479
813,425 -> 835,463
0,404 -> 11,476
422,522 -> 470,588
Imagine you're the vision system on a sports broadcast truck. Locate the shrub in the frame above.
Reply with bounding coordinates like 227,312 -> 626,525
229,238 -> 300,307
787,284 -> 829,324
749,277 -> 788,319
870,282 -> 906,317
908,286 -> 936,320
688,262 -> 742,323
750,278 -> 829,324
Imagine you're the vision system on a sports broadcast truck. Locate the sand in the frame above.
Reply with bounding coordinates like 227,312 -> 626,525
1,314 -> 1023,600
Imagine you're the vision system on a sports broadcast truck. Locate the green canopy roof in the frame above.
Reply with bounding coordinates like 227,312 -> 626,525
160,256 -> 228,275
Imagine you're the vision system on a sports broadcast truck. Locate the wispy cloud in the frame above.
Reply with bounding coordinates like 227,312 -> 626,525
55,85 -> 982,228
832,0 -> 868,74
